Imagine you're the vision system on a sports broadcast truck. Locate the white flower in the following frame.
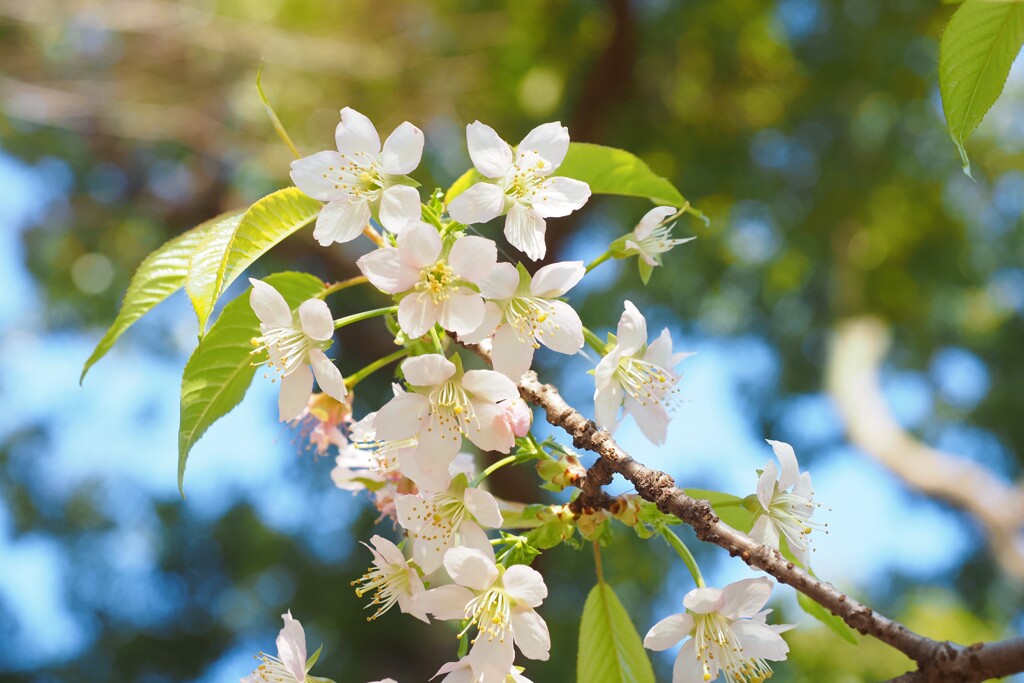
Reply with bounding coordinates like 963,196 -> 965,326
447,121 -> 591,261
644,578 -> 791,683
249,279 -> 346,422
242,610 -> 317,683
433,658 -> 533,683
462,261 -> 585,380
290,107 -> 424,245
357,222 -> 498,338
395,478 -> 503,573
352,534 -> 429,623
416,544 -> 550,683
619,206 -> 695,284
749,440 -> 822,566
593,301 -> 691,445
373,354 -> 519,492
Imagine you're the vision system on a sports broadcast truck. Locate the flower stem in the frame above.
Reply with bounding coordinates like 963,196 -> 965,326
471,454 -> 518,487
593,540 -> 605,585
317,275 -> 368,300
344,348 -> 409,389
582,327 -> 608,354
585,250 -> 613,273
333,306 -> 397,329
429,327 -> 446,354
363,224 -> 386,247
256,62 -> 301,159
660,526 -> 705,588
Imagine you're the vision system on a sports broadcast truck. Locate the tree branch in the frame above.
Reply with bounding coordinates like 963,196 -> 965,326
463,340 -> 1024,682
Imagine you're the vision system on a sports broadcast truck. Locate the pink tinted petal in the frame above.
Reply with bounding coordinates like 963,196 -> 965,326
459,302 -> 502,344
643,328 -> 675,368
462,369 -> 519,403
491,323 -> 535,380
459,521 -> 497,561
682,586 -> 725,614
398,448 -> 452,494
767,439 -> 800,491
278,365 -> 313,422
448,235 -> 498,284
249,279 -> 292,328
635,205 -> 677,239
357,247 -> 419,294
381,121 -> 424,175
402,354 -> 456,387
447,182 -> 506,225
289,150 -> 347,201
379,185 -> 422,234
510,609 -> 550,660
530,177 -> 591,218
314,198 -> 370,246
644,613 -> 694,651
298,298 -> 334,341
731,620 -> 790,661
335,107 -> 381,157
369,535 -> 406,566
476,262 -> 520,300
444,547 -> 498,591
624,395 -> 669,446
309,348 -> 346,401
504,203 -> 547,261
538,300 -> 583,355
415,585 -> 475,621
467,121 -> 514,178
399,222 -> 443,268
502,565 -> 547,608
516,121 -> 569,172
394,493 -> 428,533
720,577 -> 774,620
463,487 -> 502,528
374,392 -> 429,440
616,301 -> 648,356
276,610 -> 308,682
398,292 -> 441,338
438,290 -> 485,335
465,400 -> 515,454
529,261 -> 585,298
757,460 -> 778,512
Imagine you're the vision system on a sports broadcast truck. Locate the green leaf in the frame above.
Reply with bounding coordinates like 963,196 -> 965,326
305,644 -> 323,671
444,143 -> 688,208
797,589 -> 859,645
188,187 -> 322,335
577,582 -> 656,683
939,0 -> 1024,175
683,488 -> 755,533
80,210 -> 243,382
178,271 -> 324,493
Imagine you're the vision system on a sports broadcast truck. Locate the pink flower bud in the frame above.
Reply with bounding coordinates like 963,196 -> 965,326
503,398 -> 532,437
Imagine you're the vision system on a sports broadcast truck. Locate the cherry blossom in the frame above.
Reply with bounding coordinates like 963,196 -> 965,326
593,301 -> 692,445
352,534 -> 429,623
616,206 -> 695,284
643,578 -> 791,683
242,610 -> 316,683
356,222 -> 498,338
291,393 -> 353,456
249,279 -> 346,422
462,261 -> 585,380
290,107 -> 424,245
415,544 -> 550,683
749,439 -> 823,566
433,658 -> 533,683
446,121 -> 591,261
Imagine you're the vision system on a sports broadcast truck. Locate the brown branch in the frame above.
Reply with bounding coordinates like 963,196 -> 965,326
462,340 -> 1024,682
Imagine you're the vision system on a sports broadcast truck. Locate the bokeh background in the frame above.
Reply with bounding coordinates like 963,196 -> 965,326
2,0 -> 1023,681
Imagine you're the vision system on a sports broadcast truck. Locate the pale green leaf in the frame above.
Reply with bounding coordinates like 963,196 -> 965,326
939,0 -> 1024,175
178,271 -> 324,493
189,187 -> 322,336
81,210 -> 244,383
577,582 -> 655,683
185,216 -> 241,334
797,589 -> 859,645
443,168 -> 484,205
683,488 -> 755,533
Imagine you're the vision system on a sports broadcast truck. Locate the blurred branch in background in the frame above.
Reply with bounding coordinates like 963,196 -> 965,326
828,317 -> 1024,580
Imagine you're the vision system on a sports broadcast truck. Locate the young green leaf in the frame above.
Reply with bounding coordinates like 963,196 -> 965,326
80,210 -> 243,383
178,271 -> 324,494
188,187 -> 322,335
939,1 -> 1024,175
577,582 -> 656,683
796,589 -> 859,645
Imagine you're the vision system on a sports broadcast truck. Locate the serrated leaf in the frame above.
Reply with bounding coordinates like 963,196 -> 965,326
81,210 -> 244,382
939,0 -> 1024,175
577,582 -> 655,683
189,187 -> 322,335
178,271 -> 324,493
683,488 -> 755,533
797,589 -> 859,645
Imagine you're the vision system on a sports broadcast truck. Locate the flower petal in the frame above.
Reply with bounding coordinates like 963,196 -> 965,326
369,534 -> 406,566
644,613 -> 693,651
467,121 -> 514,178
720,577 -> 774,620
402,353 -> 456,387
682,586 -> 725,614
510,609 -> 550,660
516,121 -> 569,173
447,182 -> 506,226
381,121 -> 424,175
459,301 -> 503,344
398,448 -> 452,494
616,301 -> 648,356
593,380 -> 623,434
529,261 -> 585,298
444,546 -> 498,591
374,391 -> 429,440
476,262 -> 520,300
462,369 -> 519,403
491,323 -> 535,380
278,364 -> 313,422
379,185 -> 423,234
731,620 -> 790,661
415,585 -> 475,621
504,203 -> 547,261
398,292 -> 441,338
463,487 -> 503,528
289,150 -> 348,201
438,290 -> 485,335
672,639 -> 705,683
757,460 -> 778,512
468,635 -> 516,683
335,107 -> 381,157
449,235 -> 498,284
465,400 -> 515,454
635,205 -> 677,240
767,439 -> 800,492
298,299 -> 334,341
357,247 -> 419,294
624,395 -> 670,446
749,514 -> 781,550
249,279 -> 292,328
276,610 -> 308,682
399,221 -> 443,268
530,177 -> 591,218
309,348 -> 347,401
643,328 -> 676,369
538,300 -> 584,355
314,198 -> 370,246
459,520 -> 497,561
502,565 -> 547,608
